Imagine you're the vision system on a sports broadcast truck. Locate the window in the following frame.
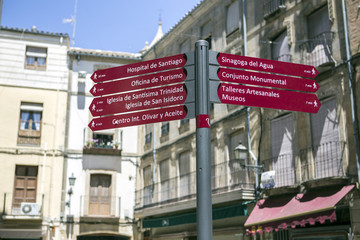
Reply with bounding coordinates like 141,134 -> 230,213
92,132 -> 114,148
25,46 -> 47,70
310,98 -> 342,178
201,21 -> 212,49
13,166 -> 38,209
145,125 -> 152,144
89,174 -> 111,216
226,1 -> 240,35
160,159 -> 170,202
18,102 -> 43,146
143,166 -> 152,205
161,122 -> 169,136
301,6 -> 333,66
272,31 -> 290,62
229,132 -> 246,186
271,115 -> 295,187
179,151 -> 191,198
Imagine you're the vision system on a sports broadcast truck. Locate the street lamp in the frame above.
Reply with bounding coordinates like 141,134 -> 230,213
234,141 -> 247,160
67,173 -> 76,240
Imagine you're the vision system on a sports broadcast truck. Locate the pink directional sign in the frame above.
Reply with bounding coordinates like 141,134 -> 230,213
217,53 -> 319,79
90,84 -> 187,117
88,105 -> 187,131
90,68 -> 187,97
91,54 -> 187,83
218,83 -> 321,113
218,68 -> 319,93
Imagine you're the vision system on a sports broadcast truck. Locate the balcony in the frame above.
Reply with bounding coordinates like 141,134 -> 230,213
83,139 -> 121,156
135,159 -> 255,210
1,193 -> 43,220
300,32 -> 335,67
261,141 -> 346,190
264,0 -> 286,18
78,195 -> 122,218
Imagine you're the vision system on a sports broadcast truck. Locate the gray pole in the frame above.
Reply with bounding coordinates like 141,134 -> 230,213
195,40 -> 212,240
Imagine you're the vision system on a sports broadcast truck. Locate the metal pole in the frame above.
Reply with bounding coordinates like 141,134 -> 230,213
195,40 -> 212,240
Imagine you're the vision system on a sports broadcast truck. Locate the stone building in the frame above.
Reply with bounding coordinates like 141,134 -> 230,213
0,26 -> 69,239
63,47 -> 141,240
134,0 -> 360,239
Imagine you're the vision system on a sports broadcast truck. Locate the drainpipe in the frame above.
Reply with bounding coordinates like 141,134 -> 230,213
341,0 -> 360,186
242,0 -> 260,194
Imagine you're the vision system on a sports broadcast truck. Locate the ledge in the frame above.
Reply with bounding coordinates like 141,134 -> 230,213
83,147 -> 121,156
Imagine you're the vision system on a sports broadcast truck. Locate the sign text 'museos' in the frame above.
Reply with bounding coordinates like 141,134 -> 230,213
218,82 -> 321,113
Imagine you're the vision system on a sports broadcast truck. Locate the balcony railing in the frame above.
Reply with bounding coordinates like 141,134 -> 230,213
78,195 -> 122,218
300,32 -> 335,67
261,141 -> 346,188
300,141 -> 345,181
2,193 -> 43,217
135,159 -> 255,209
264,0 -> 286,18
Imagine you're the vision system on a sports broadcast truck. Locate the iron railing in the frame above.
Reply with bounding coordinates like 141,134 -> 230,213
264,0 -> 286,17
261,141 -> 345,188
135,159 -> 255,209
2,193 -> 44,217
300,32 -> 335,67
78,195 -> 122,218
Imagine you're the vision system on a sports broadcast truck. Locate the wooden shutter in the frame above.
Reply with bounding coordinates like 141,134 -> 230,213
13,166 -> 38,208
311,97 -> 342,178
89,174 -> 111,216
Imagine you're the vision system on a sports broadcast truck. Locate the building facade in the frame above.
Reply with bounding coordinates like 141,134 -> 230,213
0,26 -> 69,239
134,0 -> 360,239
63,48 -> 141,240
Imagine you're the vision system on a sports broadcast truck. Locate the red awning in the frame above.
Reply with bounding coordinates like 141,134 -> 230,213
245,185 -> 355,234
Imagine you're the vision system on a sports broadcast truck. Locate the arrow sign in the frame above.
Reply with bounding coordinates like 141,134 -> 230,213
91,54 -> 187,83
217,52 -> 318,79
90,84 -> 187,117
88,105 -> 187,131
90,68 -> 187,97
218,83 -> 321,113
218,68 -> 319,92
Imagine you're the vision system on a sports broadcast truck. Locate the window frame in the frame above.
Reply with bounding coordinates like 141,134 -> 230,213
17,102 -> 43,146
24,46 -> 47,70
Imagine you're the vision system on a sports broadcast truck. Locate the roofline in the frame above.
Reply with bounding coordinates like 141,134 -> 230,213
0,25 -> 69,38
68,48 -> 142,61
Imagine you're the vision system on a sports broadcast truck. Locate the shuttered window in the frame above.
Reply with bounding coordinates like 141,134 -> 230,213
25,46 -> 47,70
160,159 -> 170,201
89,174 -> 111,216
272,31 -> 290,62
179,151 -> 191,197
271,115 -> 295,187
226,1 -> 240,35
13,166 -> 38,208
310,97 -> 342,178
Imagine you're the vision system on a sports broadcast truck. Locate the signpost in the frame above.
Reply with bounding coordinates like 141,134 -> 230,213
88,105 -> 187,131
217,52 -> 319,79
218,83 -> 321,113
217,68 -> 319,92
88,42 -> 321,240
89,83 -> 187,117
90,68 -> 187,97
91,54 -> 187,83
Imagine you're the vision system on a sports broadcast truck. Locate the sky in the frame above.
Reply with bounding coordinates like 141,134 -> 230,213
1,0 -> 201,53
